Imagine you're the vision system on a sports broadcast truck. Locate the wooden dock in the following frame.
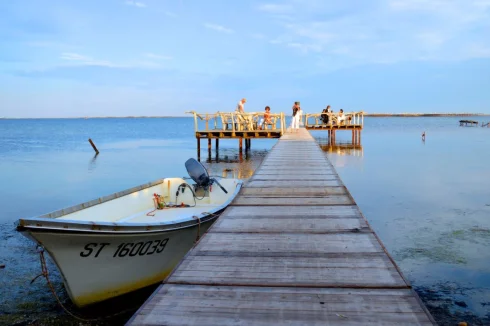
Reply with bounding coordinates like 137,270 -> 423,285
188,111 -> 364,159
305,112 -> 364,144
128,128 -> 435,326
459,119 -> 478,127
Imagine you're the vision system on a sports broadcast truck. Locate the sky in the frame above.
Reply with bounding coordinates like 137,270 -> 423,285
1,0 -> 490,118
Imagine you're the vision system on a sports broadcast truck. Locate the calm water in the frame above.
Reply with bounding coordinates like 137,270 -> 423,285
0,117 -> 489,325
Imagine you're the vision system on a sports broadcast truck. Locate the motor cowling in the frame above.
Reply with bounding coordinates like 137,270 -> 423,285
185,158 -> 211,188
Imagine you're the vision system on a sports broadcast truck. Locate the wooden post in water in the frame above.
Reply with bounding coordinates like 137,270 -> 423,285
215,139 -> 219,151
239,138 -> 243,152
197,137 -> 201,161
245,139 -> 251,151
88,138 -> 99,155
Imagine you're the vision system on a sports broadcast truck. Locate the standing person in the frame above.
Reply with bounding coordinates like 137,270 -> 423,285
290,101 -> 300,132
236,98 -> 246,113
298,104 -> 304,127
235,98 -> 247,129
321,105 -> 331,124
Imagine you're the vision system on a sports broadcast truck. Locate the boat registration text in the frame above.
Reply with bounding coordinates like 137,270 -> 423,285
80,239 -> 170,258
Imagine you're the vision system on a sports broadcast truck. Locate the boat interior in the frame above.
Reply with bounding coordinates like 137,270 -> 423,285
35,177 -> 240,225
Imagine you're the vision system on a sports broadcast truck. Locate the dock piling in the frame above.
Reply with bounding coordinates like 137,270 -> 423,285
88,138 -> 99,155
245,139 -> 251,151
197,137 -> 201,161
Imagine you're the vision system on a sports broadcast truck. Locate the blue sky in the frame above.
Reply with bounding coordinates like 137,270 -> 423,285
1,0 -> 490,117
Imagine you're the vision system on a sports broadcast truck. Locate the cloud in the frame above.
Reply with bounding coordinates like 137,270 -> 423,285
60,52 -> 117,67
250,33 -> 266,39
12,64 -> 180,88
60,52 -> 91,61
59,53 -> 167,69
258,0 -> 490,69
257,3 -> 293,14
125,1 -> 146,8
26,41 -> 75,49
203,23 -> 234,34
144,53 -> 173,60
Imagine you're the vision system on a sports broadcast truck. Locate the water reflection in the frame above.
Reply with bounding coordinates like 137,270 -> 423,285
205,150 -> 250,163
88,153 -> 99,172
316,137 -> 364,157
199,147 -> 269,180
220,167 -> 255,179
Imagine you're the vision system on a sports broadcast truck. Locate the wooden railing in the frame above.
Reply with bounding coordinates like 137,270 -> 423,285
305,111 -> 365,128
187,111 -> 286,135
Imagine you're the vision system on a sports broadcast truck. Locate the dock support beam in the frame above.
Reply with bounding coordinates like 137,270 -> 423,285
331,130 -> 336,144
197,137 -> 201,161
239,138 -> 243,152
352,130 -> 362,144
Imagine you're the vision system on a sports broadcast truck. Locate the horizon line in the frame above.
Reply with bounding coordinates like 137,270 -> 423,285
1,112 -> 490,119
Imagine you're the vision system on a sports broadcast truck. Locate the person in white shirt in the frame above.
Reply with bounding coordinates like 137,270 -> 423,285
235,98 -> 247,129
290,101 -> 301,132
236,98 -> 246,113
298,106 -> 304,127
337,109 -> 345,124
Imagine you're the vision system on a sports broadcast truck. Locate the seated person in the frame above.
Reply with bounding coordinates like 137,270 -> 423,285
321,105 -> 331,124
258,106 -> 272,129
337,109 -> 345,124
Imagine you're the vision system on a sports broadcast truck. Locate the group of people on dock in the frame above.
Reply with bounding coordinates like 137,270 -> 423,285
321,105 -> 350,125
235,98 -> 304,131
235,99 -> 350,131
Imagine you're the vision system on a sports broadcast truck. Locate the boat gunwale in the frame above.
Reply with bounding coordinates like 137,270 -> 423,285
25,178 -> 166,220
16,210 -> 222,234
16,179 -> 243,233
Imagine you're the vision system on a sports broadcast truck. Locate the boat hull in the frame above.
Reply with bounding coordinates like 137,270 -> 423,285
22,218 -> 215,307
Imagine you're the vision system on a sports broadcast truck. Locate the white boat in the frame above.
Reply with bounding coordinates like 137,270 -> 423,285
16,159 -> 242,307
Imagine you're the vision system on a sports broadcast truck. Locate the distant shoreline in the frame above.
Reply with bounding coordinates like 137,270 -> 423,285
365,113 -> 490,117
1,113 -> 490,119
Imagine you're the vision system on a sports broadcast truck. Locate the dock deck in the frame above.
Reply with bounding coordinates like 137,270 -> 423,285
128,128 -> 436,325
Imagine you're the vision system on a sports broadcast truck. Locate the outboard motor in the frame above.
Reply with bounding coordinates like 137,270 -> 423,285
185,158 -> 228,194
185,158 -> 211,188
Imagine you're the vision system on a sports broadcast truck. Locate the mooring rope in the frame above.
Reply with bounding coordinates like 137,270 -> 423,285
30,245 -> 138,322
192,215 -> 201,243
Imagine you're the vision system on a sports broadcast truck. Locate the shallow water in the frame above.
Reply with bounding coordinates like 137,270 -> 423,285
1,117 -> 489,325
315,117 -> 490,324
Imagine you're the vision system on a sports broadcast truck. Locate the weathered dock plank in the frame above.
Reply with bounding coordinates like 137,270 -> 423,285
245,180 -> 343,187
132,286 -> 433,326
128,128 -> 436,326
232,195 -> 354,206
239,186 -> 347,196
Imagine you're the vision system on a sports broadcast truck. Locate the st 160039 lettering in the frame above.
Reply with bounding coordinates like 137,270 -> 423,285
79,238 -> 169,258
